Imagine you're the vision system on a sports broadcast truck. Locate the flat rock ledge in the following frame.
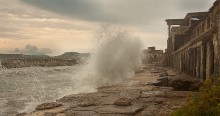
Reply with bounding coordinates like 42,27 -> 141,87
113,98 -> 133,106
19,67 -> 197,116
36,102 -> 62,110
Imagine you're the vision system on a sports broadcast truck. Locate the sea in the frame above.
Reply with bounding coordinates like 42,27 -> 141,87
0,27 -> 143,116
0,65 -> 78,116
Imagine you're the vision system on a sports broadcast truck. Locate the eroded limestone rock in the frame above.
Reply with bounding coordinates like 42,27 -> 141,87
36,102 -> 62,110
113,98 -> 132,106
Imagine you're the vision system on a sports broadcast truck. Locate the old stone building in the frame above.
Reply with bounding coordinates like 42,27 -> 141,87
166,0 -> 220,82
142,47 -> 164,65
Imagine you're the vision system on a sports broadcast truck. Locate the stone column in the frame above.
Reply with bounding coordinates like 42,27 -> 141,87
196,47 -> 201,79
206,41 -> 214,79
180,53 -> 183,72
213,35 -> 219,81
168,25 -> 171,38
189,49 -> 192,76
183,52 -> 186,73
193,48 -> 196,77
216,16 -> 220,82
201,42 -> 207,81
187,50 -> 190,75
206,42 -> 211,79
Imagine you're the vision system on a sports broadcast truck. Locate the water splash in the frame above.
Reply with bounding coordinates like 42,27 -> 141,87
74,25 -> 142,93
18,96 -> 39,113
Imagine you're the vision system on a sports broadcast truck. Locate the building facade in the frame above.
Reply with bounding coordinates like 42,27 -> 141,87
142,47 -> 164,65
166,0 -> 220,82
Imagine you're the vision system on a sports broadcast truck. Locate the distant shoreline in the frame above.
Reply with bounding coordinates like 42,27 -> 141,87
1,58 -> 77,69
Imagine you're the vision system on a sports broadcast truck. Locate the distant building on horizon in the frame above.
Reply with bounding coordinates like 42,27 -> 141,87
142,46 -> 164,65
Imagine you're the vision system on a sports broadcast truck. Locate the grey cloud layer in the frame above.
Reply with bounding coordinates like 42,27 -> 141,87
20,0 -> 215,26
20,0 -> 109,22
0,1 -> 94,40
179,0 -> 214,11
0,0 -> 216,54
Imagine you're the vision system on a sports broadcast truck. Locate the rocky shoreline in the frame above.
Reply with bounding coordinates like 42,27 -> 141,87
19,66 -> 200,116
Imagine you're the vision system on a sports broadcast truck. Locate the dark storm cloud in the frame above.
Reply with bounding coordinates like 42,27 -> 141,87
13,44 -> 53,55
20,0 -> 215,26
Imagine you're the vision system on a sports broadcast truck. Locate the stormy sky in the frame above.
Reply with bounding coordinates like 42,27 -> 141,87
0,0 -> 215,55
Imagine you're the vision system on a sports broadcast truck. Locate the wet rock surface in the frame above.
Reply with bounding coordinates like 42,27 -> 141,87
22,66 -> 197,116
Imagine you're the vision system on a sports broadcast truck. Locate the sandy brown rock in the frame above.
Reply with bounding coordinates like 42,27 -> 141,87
94,105 -> 144,114
36,102 -> 62,110
168,76 -> 202,91
113,98 -> 133,106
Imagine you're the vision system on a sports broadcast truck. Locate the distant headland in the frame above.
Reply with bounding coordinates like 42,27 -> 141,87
0,52 -> 90,68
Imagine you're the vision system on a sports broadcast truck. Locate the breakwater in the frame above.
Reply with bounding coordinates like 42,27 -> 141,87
1,58 -> 77,68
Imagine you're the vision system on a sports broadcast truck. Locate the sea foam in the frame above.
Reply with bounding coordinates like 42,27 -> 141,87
74,25 -> 142,93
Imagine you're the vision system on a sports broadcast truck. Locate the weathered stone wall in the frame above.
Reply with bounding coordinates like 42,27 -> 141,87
171,26 -> 190,35
166,0 -> 220,82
